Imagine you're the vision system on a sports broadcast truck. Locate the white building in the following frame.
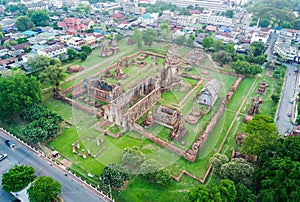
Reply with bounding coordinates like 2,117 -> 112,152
49,0 -> 63,8
274,34 -> 298,61
159,0 -> 230,12
37,44 -> 67,58
250,28 -> 271,44
138,13 -> 159,25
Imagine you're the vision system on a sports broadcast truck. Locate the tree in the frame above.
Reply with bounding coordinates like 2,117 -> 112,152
188,184 -> 210,202
174,35 -> 186,46
249,41 -> 265,57
67,48 -> 78,61
225,42 -> 235,55
154,169 -> 172,186
0,73 -> 41,118
100,164 -> 130,188
79,52 -> 87,61
202,37 -> 214,49
159,23 -> 171,41
231,60 -> 262,75
139,159 -> 159,180
219,179 -> 237,202
212,51 -> 232,66
186,38 -> 194,47
293,19 -> 300,30
39,65 -> 66,95
142,28 -> 157,47
121,147 -> 145,167
28,10 -> 50,26
20,103 -> 61,122
213,40 -> 224,51
131,28 -> 143,49
2,165 -> 36,192
22,115 -> 61,143
220,159 -> 255,187
259,19 -> 270,27
236,183 -> 256,202
15,16 -> 34,31
257,157 -> 300,202
225,10 -> 233,18
27,55 -> 61,74
241,115 -> 279,155
80,45 -> 92,55
210,153 -> 229,175
28,176 -> 61,202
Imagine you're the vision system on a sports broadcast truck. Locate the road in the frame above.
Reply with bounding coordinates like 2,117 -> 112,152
0,131 -> 105,202
276,63 -> 298,135
265,32 -> 278,61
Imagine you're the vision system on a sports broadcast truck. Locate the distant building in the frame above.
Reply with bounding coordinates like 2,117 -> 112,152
159,0 -> 231,12
138,13 -> 159,25
37,44 -> 67,58
198,79 -> 222,107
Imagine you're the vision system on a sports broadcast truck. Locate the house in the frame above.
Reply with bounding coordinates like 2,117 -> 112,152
198,79 -> 222,107
22,30 -> 38,38
58,18 -> 94,34
10,42 -> 31,57
138,13 -> 159,25
112,13 -> 124,21
37,44 -> 67,58
67,37 -> 85,49
0,46 -> 9,57
206,25 -> 217,32
273,34 -> 298,61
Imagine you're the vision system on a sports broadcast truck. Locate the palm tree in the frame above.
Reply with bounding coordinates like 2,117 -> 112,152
39,65 -> 66,97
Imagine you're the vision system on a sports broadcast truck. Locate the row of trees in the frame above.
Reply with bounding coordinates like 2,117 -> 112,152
190,115 -> 299,201
99,147 -> 173,189
201,36 -> 265,75
2,165 -> 61,202
15,10 -> 50,31
66,45 -> 93,62
21,104 -> 62,144
252,0 -> 300,29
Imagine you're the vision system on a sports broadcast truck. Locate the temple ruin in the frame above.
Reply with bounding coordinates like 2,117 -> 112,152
99,38 -> 113,57
160,46 -> 182,92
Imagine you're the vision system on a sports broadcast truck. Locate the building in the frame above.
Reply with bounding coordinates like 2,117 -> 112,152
138,13 -> 159,25
273,34 -> 298,61
159,0 -> 230,12
21,0 -> 48,10
198,79 -> 222,107
37,44 -> 67,58
67,37 -> 85,49
49,0 -> 63,8
58,18 -> 94,34
250,29 -> 270,44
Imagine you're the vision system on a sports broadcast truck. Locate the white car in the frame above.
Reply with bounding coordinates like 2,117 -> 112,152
0,154 -> 8,161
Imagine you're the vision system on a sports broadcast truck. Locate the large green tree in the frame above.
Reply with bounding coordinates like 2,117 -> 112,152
220,159 -> 255,187
27,55 -> 61,74
188,179 -> 236,202
39,65 -> 66,95
241,115 -> 279,155
2,165 -> 36,192
210,153 -> 229,175
100,164 -> 130,188
122,146 -> 145,167
231,60 -> 262,75
27,176 -> 61,202
202,37 -> 214,50
15,16 -> 34,31
212,51 -> 232,66
174,35 -> 186,46
28,10 -> 50,26
159,23 -> 171,41
131,28 -> 143,49
142,28 -> 157,47
0,73 -> 41,118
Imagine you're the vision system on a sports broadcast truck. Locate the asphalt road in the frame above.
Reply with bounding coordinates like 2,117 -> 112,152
0,131 -> 105,202
276,63 -> 298,135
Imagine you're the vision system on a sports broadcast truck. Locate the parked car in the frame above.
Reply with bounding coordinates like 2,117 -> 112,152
289,99 -> 294,104
5,140 -> 16,148
287,112 -> 292,117
0,153 -> 8,161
